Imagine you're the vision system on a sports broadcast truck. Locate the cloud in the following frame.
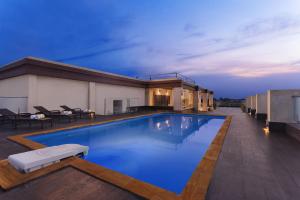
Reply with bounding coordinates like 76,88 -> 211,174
163,56 -> 300,79
56,42 -> 143,62
292,60 -> 300,66
185,32 -> 206,39
183,23 -> 205,39
225,63 -> 300,77
193,72 -> 300,98
178,15 -> 300,62
239,15 -> 300,37
183,23 -> 198,32
177,42 -> 251,61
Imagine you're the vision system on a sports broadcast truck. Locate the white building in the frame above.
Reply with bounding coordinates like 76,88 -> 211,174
255,93 -> 267,120
267,90 -> 300,132
0,57 -> 214,115
250,95 -> 256,116
245,89 -> 300,132
245,96 -> 251,113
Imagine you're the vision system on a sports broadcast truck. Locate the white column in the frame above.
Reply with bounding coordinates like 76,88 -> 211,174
267,90 -> 271,122
172,87 -> 182,111
193,90 -> 199,111
169,89 -> 174,106
145,88 -> 150,106
88,82 -> 96,111
200,90 -> 208,112
251,96 -> 254,110
198,92 -> 202,111
208,92 -> 214,109
27,75 -> 38,113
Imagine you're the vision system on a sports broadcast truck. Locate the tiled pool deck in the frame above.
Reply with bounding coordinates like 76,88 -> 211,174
1,108 -> 300,200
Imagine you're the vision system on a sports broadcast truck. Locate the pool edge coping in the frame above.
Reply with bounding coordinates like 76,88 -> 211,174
6,112 -> 232,200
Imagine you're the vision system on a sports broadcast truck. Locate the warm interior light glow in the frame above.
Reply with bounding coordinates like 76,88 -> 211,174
263,127 -> 270,136
156,122 -> 161,129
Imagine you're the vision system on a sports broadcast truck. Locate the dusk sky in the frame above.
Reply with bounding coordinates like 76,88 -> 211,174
1,0 -> 300,98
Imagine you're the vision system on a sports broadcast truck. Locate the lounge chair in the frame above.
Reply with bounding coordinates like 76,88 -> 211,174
0,108 -> 53,128
0,108 -> 29,126
60,105 -> 96,119
34,106 -> 76,122
0,108 -> 30,119
8,144 -> 89,173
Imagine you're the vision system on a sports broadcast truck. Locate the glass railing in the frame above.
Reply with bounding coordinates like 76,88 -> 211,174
138,72 -> 196,85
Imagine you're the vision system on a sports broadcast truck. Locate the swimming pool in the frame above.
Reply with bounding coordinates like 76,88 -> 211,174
27,113 -> 225,194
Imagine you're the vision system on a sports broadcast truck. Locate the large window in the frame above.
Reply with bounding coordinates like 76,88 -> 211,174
182,89 -> 194,109
149,88 -> 173,106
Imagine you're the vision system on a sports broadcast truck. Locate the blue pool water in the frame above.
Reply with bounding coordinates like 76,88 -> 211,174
27,113 -> 225,194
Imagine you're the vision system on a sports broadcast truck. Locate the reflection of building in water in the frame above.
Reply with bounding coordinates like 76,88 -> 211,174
148,115 -> 210,145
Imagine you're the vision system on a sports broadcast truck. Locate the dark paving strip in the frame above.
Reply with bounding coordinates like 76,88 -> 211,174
206,107 -> 300,200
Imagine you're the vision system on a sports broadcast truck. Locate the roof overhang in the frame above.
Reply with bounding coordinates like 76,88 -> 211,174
0,57 -> 200,90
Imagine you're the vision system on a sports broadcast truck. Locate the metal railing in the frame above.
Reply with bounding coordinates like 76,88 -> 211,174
139,72 -> 196,85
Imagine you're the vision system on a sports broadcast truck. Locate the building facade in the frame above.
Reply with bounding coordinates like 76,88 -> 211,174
250,95 -> 256,116
245,89 -> 300,132
0,57 -> 214,115
267,90 -> 300,131
255,93 -> 267,120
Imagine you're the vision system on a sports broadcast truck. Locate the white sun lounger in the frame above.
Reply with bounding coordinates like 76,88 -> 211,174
8,144 -> 89,173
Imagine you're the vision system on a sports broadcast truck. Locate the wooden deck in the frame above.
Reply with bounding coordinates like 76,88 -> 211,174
207,108 -> 300,200
0,158 -> 75,190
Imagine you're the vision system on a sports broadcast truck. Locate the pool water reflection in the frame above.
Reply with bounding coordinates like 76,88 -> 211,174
28,113 -> 225,194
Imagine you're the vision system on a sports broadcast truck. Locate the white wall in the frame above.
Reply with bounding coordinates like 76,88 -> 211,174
0,75 -> 29,97
268,90 -> 300,123
95,83 -> 145,115
0,75 -> 146,115
200,92 -> 208,111
172,87 -> 182,111
208,93 -> 214,107
0,97 -> 28,113
193,91 -> 199,111
256,93 -> 267,114
36,76 -> 89,112
0,75 -> 29,113
245,97 -> 251,109
250,96 -> 256,109
1,74 -> 206,115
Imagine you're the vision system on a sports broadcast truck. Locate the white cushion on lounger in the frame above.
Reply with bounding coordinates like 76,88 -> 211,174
8,144 -> 89,173
61,111 -> 72,115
